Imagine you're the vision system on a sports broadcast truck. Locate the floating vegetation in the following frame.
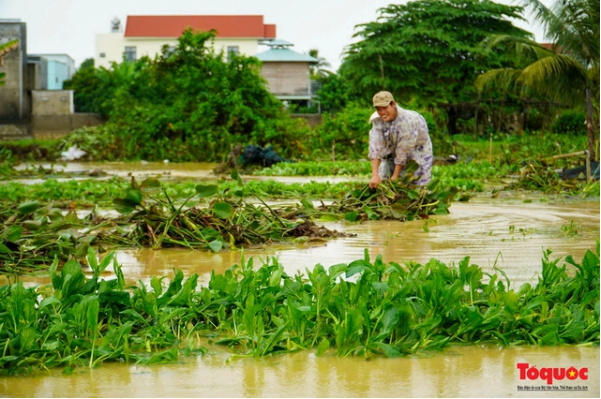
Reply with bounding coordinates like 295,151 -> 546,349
314,177 -> 454,222
0,244 -> 598,376
253,161 -> 371,177
0,169 -> 456,271
0,179 -> 351,272
508,159 -> 600,196
0,148 -> 108,181
293,162 -> 457,222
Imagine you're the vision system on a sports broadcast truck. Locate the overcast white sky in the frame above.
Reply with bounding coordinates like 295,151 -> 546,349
0,0 -> 550,70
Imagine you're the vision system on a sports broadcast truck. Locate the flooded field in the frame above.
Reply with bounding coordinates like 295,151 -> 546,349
1,162 -> 599,397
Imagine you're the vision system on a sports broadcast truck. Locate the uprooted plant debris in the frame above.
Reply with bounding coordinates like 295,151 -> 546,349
508,159 -> 599,193
0,167 -> 456,271
0,176 -> 354,271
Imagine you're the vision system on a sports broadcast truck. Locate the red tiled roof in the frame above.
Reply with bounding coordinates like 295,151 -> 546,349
124,15 -> 276,39
264,24 -> 276,39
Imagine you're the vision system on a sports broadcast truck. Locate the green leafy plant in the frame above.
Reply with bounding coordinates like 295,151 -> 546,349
1,243 -> 598,375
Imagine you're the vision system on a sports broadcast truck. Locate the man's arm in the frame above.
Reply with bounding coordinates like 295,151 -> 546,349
369,158 -> 382,189
390,164 -> 402,181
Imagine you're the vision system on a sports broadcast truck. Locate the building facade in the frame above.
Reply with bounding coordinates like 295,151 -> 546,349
95,15 -> 276,68
255,40 -> 318,107
27,54 -> 76,90
1,20 -> 99,140
0,19 -> 28,121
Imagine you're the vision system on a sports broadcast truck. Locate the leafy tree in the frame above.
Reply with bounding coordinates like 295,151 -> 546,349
316,73 -> 355,113
63,58 -> 109,116
67,28 -> 305,162
339,0 -> 531,134
79,58 -> 94,70
475,0 -> 600,159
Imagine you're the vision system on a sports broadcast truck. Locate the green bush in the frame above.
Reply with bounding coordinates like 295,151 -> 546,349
59,29 -> 311,163
58,125 -> 125,161
551,110 -> 587,135
309,102 -> 372,160
0,139 -> 61,162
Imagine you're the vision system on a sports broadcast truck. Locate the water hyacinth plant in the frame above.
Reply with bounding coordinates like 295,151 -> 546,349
0,244 -> 598,375
0,177 -> 352,271
0,171 -> 455,271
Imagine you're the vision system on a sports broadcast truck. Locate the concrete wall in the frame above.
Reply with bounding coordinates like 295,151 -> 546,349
261,62 -> 310,96
31,113 -> 104,140
0,123 -> 31,140
28,90 -> 105,140
32,90 -> 73,115
95,33 -> 259,68
0,21 -> 27,121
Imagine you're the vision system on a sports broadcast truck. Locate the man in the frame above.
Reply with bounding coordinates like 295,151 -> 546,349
368,91 -> 433,189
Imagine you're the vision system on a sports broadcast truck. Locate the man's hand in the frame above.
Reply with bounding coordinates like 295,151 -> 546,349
369,175 -> 382,189
390,164 -> 402,182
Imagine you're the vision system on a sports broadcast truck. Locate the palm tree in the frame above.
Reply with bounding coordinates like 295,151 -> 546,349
308,49 -> 334,79
475,0 -> 599,159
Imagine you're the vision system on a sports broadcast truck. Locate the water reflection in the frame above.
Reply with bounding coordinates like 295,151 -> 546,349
2,346 -> 597,397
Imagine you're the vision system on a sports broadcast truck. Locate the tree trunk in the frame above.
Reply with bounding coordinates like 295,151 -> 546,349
585,87 -> 597,161
378,55 -> 386,91
494,100 -> 504,133
447,110 -> 458,135
473,94 -> 480,140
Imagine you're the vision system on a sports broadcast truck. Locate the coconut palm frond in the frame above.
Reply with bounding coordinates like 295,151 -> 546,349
519,0 -> 557,40
520,54 -> 587,86
0,39 -> 19,67
587,65 -> 600,88
308,48 -> 334,79
474,68 -> 523,93
545,0 -> 600,66
0,39 -> 19,56
512,0 -> 599,159
518,55 -> 588,107
482,34 -> 555,64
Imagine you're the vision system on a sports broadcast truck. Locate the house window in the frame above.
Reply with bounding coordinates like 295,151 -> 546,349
124,46 -> 137,61
227,46 -> 239,61
99,53 -> 106,58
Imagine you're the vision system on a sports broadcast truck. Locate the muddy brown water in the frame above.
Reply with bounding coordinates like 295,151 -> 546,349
1,345 -> 598,398
2,162 -> 600,397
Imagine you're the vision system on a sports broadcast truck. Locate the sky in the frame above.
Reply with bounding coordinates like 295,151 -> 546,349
0,0 -> 551,71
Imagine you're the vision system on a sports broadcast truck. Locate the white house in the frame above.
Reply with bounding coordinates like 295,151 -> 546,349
95,15 -> 276,68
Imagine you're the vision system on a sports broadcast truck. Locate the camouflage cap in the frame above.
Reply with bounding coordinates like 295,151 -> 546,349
372,91 -> 395,107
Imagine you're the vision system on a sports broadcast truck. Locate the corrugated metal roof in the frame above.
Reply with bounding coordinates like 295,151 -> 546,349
124,15 -> 276,39
255,48 -> 318,63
